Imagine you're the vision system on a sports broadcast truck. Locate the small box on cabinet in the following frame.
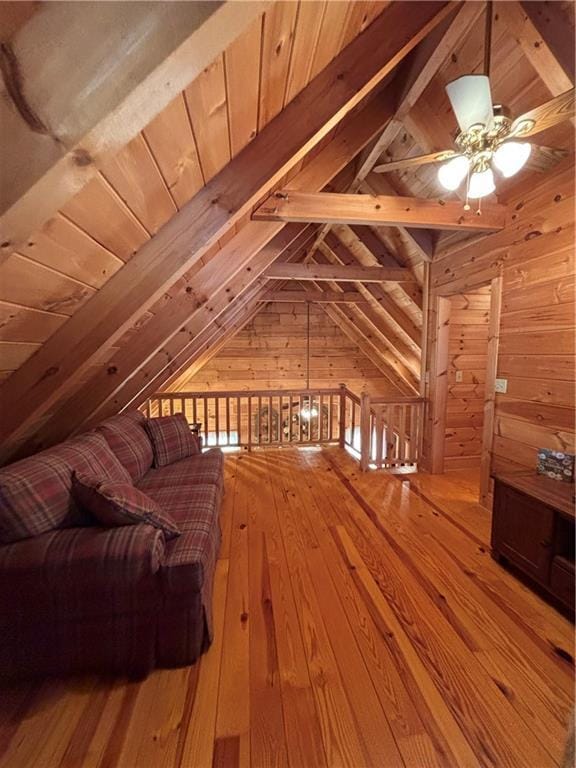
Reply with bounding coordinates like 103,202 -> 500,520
537,449 -> 575,483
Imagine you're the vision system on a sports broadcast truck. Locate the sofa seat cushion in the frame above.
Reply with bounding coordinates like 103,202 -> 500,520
98,411 -> 154,484
145,483 -> 221,594
137,449 -> 224,495
72,475 -> 181,540
145,414 -> 201,468
0,433 -> 132,544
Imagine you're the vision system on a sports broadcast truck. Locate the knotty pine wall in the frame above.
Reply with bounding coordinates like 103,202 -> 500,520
169,301 -> 401,398
424,159 -> 575,479
445,289 -> 490,470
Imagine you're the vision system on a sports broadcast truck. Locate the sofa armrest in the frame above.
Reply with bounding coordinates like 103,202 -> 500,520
0,524 -> 165,597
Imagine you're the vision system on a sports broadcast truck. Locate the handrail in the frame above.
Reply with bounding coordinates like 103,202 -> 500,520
141,385 -> 423,471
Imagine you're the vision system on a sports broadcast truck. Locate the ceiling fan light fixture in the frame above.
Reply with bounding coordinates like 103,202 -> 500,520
468,166 -> 495,199
493,141 -> 532,178
437,155 -> 469,190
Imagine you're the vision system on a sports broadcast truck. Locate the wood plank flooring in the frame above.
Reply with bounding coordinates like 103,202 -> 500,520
0,447 -> 573,767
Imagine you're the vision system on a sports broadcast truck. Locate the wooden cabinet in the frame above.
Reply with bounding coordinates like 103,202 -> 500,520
491,474 -> 575,619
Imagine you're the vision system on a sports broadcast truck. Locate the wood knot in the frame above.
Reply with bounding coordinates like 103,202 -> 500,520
73,148 -> 92,167
525,230 -> 542,240
240,612 -> 248,624
107,365 -> 118,375
554,194 -> 562,202
185,286 -> 193,294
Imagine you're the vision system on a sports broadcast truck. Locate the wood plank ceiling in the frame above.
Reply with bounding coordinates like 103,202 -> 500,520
0,0 -> 573,463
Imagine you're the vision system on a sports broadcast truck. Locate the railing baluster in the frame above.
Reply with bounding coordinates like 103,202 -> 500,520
145,389 -> 424,469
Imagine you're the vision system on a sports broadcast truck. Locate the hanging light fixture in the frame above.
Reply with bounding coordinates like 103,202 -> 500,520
301,303 -> 318,422
436,2 -> 532,205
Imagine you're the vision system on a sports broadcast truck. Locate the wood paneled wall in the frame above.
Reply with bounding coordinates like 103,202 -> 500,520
169,301 -> 401,397
423,160 -> 575,480
445,289 -> 490,469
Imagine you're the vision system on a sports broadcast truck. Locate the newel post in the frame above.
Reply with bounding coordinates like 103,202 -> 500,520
338,383 -> 346,448
360,392 -> 371,471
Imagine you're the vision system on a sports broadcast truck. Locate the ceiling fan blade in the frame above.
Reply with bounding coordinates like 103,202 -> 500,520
445,74 -> 493,132
525,144 -> 570,172
510,89 -> 575,138
372,150 -> 460,174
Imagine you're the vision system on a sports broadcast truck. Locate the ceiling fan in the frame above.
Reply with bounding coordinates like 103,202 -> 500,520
373,2 -> 574,206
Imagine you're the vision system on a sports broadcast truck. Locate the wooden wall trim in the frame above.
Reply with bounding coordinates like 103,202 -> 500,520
480,276 -> 503,507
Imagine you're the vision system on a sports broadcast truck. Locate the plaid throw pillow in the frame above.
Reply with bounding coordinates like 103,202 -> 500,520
98,411 -> 154,483
145,414 -> 200,468
72,474 -> 181,540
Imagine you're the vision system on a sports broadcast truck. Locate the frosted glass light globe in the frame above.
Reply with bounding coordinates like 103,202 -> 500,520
493,141 -> 532,178
468,167 -> 495,198
437,156 -> 469,190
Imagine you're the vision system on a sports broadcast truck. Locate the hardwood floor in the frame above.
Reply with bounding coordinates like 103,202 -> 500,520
0,447 -> 573,767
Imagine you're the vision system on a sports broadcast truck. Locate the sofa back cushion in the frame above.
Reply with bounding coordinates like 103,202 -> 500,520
145,414 -> 201,468
98,410 -> 154,483
72,474 -> 181,540
0,432 -> 132,544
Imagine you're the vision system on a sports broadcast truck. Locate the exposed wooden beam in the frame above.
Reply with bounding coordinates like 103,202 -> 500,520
264,262 -> 415,284
4,97 -> 396,459
305,3 -> 483,261
310,248 -> 420,378
0,1 -> 452,458
254,191 -> 507,231
0,1 -> 270,253
324,233 -> 421,346
258,290 -> 367,304
353,2 -> 483,189
321,304 -> 417,395
361,175 -> 438,261
28,227 -> 315,451
500,2 -> 574,94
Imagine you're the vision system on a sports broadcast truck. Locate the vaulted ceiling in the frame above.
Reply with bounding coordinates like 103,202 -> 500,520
0,0 -> 573,463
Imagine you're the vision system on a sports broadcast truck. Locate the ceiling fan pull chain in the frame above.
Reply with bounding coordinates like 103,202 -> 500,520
464,164 -> 471,211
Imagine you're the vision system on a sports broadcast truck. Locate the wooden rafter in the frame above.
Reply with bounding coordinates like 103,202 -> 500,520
26,227 -> 316,451
254,191 -> 508,231
309,250 -> 420,382
263,263 -> 415,284
500,1 -> 574,95
0,1 -> 270,253
360,175 -> 439,263
304,2 -> 484,261
321,303 -> 417,395
0,1 -> 453,459
258,290 -> 367,304
3,92 -> 398,459
323,233 -> 420,347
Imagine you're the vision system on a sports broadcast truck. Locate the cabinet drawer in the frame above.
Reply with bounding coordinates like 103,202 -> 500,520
492,483 -> 555,584
550,558 -> 575,611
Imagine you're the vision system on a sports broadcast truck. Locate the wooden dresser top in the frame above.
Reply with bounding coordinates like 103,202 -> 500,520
493,473 -> 575,519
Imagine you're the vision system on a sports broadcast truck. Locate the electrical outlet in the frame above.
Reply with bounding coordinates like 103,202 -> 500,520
495,378 -> 508,394
455,370 -> 463,383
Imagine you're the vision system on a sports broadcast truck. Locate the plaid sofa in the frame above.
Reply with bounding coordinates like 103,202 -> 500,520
0,411 -> 223,679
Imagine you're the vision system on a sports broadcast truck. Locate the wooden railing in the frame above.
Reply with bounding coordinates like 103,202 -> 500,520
142,386 -> 424,470
143,387 -> 345,449
359,394 -> 425,471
